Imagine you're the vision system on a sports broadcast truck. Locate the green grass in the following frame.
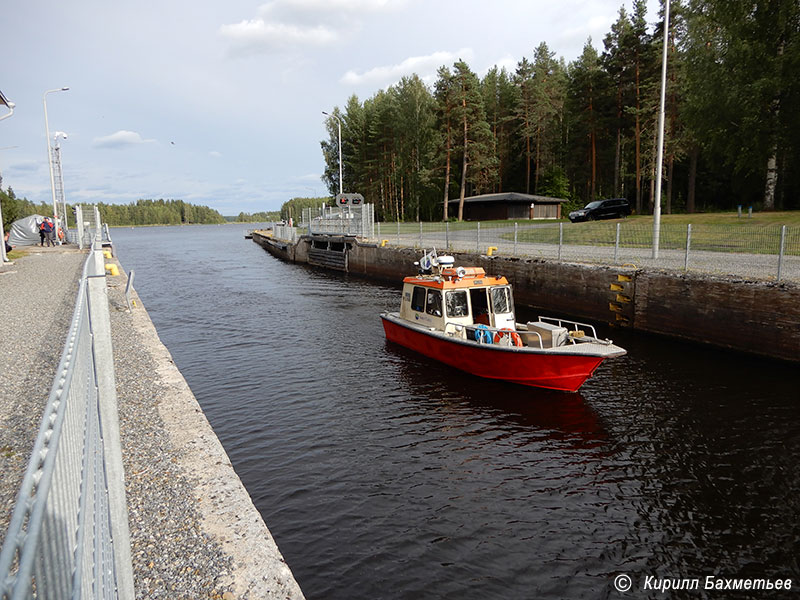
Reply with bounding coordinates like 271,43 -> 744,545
377,210 -> 800,256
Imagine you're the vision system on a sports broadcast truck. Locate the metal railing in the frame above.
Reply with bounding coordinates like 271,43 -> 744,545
364,220 -> 800,283
0,238 -> 134,599
303,204 -> 375,238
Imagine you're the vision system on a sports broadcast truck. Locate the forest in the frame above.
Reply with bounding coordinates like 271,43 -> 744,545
0,190 -> 226,227
320,0 -> 800,222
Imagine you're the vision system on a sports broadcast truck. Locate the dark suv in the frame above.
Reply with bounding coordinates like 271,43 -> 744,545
568,198 -> 631,222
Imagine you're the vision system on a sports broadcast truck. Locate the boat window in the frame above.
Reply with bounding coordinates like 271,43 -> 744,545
470,288 -> 490,324
425,289 -> 442,317
411,286 -> 426,312
491,286 -> 512,314
445,290 -> 469,317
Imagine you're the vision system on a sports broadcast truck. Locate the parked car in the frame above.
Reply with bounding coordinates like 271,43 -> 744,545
568,198 -> 631,222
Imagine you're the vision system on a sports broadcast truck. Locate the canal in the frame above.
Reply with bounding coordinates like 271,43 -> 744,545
112,224 -> 800,599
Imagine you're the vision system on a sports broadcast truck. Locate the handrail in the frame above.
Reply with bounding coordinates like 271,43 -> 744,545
0,238 -> 134,599
537,316 -> 599,340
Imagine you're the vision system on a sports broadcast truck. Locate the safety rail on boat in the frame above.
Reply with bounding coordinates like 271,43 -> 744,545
539,315 -> 613,346
443,319 -> 613,350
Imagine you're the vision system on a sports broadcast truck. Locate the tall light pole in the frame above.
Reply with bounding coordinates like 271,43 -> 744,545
43,87 -> 69,234
53,132 -> 69,232
322,111 -> 343,195
652,0 -> 670,259
0,89 -> 15,263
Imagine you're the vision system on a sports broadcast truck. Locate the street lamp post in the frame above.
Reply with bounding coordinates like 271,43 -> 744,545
43,87 -> 69,242
322,111 -> 343,196
652,0 -> 670,259
0,89 -> 15,263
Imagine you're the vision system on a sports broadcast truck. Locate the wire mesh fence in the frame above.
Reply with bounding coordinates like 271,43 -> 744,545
0,240 -> 134,599
368,220 -> 800,282
268,218 -> 799,282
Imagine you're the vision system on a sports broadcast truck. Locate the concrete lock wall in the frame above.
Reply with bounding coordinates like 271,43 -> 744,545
252,232 -> 800,364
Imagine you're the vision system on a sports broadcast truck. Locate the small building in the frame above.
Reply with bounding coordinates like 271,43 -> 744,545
447,192 -> 567,221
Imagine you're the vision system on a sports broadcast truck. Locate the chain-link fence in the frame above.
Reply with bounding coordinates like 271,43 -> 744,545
371,220 -> 800,282
266,218 -> 799,282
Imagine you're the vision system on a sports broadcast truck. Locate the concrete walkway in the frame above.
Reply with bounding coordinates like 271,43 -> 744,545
0,246 -> 305,600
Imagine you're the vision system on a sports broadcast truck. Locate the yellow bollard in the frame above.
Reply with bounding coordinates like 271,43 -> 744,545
105,263 -> 119,276
380,239 -> 389,247
103,250 -> 112,259
487,246 -> 498,256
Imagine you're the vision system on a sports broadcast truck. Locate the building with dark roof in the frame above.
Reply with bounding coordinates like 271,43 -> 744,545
447,192 -> 567,221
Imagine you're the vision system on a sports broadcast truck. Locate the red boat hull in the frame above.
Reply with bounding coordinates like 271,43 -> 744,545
381,315 -> 605,392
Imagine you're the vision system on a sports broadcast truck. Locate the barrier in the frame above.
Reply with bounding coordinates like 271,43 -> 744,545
0,240 -> 134,599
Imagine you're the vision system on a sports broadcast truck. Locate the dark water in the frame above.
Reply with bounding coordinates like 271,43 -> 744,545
112,224 -> 800,599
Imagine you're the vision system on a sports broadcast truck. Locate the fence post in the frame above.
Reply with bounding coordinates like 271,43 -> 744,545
684,223 -> 692,271
558,222 -> 563,262
777,224 -> 786,281
513,222 -> 518,256
614,222 -> 620,264
377,221 -> 381,242
419,221 -> 423,248
445,221 -> 450,249
396,219 -> 400,246
476,222 -> 481,253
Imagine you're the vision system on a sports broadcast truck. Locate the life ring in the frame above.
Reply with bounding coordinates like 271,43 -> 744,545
57,227 -> 64,240
493,327 -> 523,347
475,324 -> 493,344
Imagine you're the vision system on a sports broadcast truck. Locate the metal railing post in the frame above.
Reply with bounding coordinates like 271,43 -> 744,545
685,223 -> 692,271
396,219 -> 400,246
614,222 -> 620,264
558,222 -> 563,262
513,222 -> 518,256
476,222 -> 481,253
777,225 -> 786,281
419,221 -> 423,248
445,221 -> 450,249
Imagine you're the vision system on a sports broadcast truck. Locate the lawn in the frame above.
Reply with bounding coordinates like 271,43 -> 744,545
374,210 -> 800,256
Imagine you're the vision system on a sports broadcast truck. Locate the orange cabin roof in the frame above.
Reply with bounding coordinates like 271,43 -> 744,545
402,267 -> 509,290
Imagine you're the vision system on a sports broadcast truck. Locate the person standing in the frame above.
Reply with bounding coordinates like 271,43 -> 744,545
41,217 -> 54,247
38,219 -> 47,246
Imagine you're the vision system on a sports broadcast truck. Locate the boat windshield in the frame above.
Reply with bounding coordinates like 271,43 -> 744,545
426,289 -> 443,317
445,290 -> 469,317
491,286 -> 512,314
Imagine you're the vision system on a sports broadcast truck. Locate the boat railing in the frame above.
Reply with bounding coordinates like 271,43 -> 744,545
539,315 -> 611,344
459,323 -> 545,348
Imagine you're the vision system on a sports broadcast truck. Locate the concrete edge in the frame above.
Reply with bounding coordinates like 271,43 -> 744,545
123,283 -> 306,599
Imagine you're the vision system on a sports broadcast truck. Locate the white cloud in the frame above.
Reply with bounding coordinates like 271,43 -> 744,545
209,151 -> 222,158
219,20 -> 338,55
220,0 -> 407,55
341,48 -> 474,87
92,130 -> 155,149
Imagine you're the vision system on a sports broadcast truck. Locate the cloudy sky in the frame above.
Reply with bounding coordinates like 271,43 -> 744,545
1,0 -> 660,216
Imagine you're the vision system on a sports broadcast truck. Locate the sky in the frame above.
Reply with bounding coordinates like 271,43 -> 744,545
1,0 -> 661,216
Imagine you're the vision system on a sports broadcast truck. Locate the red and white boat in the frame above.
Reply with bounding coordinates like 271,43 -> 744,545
380,250 -> 626,392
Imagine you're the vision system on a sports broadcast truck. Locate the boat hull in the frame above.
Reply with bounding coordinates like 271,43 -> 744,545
381,314 -> 607,392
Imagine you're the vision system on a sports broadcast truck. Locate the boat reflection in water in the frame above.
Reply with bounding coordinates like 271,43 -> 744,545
381,249 -> 626,392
